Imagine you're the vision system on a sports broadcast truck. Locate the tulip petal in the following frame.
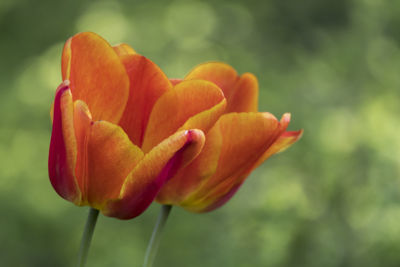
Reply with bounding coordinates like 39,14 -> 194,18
196,114 -> 302,212
185,62 -> 238,99
179,112 -> 284,212
48,82 -> 81,203
104,129 -> 205,219
272,130 -> 303,153
226,73 -> 258,113
86,121 -> 144,209
117,54 -> 172,147
61,32 -> 129,123
71,100 -> 144,208
142,80 -> 225,152
177,99 -> 226,134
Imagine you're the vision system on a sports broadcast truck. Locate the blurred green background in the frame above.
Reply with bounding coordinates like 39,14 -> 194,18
1,0 -> 400,266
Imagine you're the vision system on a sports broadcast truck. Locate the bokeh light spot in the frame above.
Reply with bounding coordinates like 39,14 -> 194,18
75,1 -> 130,43
164,1 -> 216,50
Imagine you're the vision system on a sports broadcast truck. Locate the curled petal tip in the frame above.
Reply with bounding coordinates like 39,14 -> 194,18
283,129 -> 304,140
269,129 -> 303,156
56,81 -> 71,95
62,80 -> 70,86
279,113 -> 292,131
181,129 -> 206,166
186,129 -> 200,142
281,112 -> 291,122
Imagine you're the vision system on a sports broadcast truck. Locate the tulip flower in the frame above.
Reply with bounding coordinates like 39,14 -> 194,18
155,62 -> 303,212
142,64 -> 302,267
47,32 -> 235,220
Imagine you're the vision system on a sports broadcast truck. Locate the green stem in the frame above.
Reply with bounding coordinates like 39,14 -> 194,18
143,205 -> 172,267
77,208 -> 99,267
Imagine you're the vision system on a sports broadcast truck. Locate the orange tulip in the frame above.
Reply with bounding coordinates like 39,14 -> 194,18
48,32 -> 238,219
156,62 -> 303,212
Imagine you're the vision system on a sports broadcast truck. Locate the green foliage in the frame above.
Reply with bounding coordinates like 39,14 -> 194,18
1,0 -> 400,266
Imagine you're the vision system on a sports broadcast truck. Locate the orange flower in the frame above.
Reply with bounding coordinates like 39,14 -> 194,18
48,32 -> 234,219
156,63 -> 303,212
